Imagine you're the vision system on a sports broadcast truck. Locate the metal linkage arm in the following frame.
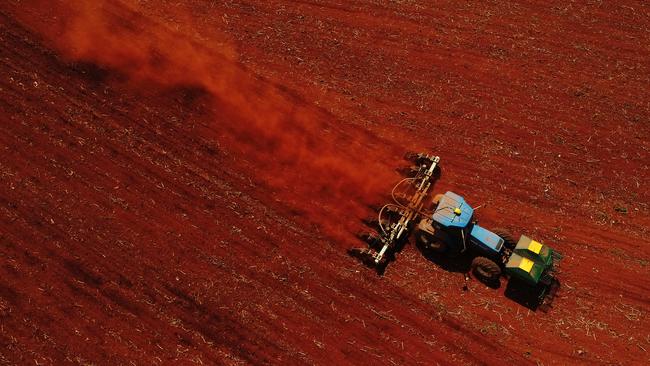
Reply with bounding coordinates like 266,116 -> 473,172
371,155 -> 440,265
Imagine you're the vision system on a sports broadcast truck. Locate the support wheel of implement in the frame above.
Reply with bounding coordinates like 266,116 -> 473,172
492,228 -> 517,250
471,257 -> 501,283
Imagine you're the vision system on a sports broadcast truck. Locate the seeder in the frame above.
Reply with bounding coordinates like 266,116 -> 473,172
350,153 -> 561,311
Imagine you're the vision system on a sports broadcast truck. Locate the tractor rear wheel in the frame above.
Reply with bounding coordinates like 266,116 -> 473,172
471,257 -> 501,283
492,228 -> 517,250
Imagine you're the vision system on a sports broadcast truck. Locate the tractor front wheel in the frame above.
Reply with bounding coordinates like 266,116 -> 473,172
471,257 -> 501,283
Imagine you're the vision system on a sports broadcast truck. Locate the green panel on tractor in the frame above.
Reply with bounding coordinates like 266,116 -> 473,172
513,235 -> 553,267
505,235 -> 554,285
505,253 -> 545,285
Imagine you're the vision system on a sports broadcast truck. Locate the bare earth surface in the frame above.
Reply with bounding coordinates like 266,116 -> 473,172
1,1 -> 649,365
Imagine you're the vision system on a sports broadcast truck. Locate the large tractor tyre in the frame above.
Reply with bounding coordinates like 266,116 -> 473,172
492,228 -> 517,250
471,257 -> 502,283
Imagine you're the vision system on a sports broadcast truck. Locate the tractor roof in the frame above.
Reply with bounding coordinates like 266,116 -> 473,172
432,191 -> 473,228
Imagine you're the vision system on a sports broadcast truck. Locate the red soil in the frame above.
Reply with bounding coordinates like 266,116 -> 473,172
1,0 -> 649,365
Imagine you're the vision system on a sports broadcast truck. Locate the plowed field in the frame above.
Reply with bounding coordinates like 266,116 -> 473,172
1,1 -> 649,365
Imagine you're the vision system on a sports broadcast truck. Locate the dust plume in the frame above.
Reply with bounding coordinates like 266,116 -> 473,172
10,0 -> 405,243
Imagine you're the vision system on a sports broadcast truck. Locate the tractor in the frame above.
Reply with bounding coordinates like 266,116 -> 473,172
350,153 -> 561,310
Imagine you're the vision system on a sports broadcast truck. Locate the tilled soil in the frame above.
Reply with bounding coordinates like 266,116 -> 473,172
1,1 -> 649,365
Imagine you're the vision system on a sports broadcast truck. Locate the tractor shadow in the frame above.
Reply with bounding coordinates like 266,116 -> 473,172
417,245 -> 501,290
351,231 -> 551,311
505,277 -> 559,312
350,239 -> 553,311
419,246 -> 550,311
503,278 -> 546,311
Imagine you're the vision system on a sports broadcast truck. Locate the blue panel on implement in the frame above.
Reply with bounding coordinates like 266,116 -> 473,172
470,224 -> 504,252
432,191 -> 474,228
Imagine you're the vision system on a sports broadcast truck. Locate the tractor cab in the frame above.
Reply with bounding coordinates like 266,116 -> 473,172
431,191 -> 474,230
425,192 -> 505,258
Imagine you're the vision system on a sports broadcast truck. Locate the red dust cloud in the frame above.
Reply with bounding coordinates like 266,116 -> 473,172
14,0 -> 404,243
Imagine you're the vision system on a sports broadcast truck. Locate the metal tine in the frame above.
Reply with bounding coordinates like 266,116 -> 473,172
355,231 -> 381,247
403,151 -> 419,162
396,165 -> 421,177
384,205 -> 402,216
347,247 -> 375,263
404,151 -> 437,165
